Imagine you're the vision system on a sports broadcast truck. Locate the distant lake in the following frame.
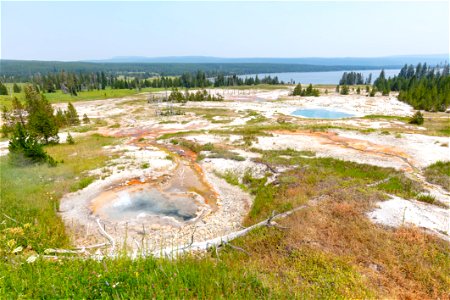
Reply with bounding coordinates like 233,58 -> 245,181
238,69 -> 401,85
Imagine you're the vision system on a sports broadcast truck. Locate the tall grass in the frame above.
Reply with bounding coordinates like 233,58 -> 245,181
0,256 -> 274,299
424,160 -> 450,191
0,134 -> 117,252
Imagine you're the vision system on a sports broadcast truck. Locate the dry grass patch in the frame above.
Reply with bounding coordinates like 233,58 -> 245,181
223,150 -> 448,298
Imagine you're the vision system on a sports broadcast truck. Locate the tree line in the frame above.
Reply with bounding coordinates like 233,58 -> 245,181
373,63 -> 450,111
339,72 -> 372,85
167,89 -> 224,103
213,74 -> 283,87
0,59 -> 380,80
0,71 -> 287,97
292,84 -> 320,97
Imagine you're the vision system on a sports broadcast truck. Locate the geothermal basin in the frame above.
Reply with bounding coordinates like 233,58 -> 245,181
91,183 -> 202,225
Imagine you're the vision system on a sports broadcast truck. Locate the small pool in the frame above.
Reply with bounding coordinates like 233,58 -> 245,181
292,108 -> 355,119
94,187 -> 199,223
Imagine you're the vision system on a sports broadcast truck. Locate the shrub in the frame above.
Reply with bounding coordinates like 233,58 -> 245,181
8,123 -> 50,166
340,85 -> 349,95
409,111 -> 424,125
66,132 -> 75,145
82,113 -> 90,124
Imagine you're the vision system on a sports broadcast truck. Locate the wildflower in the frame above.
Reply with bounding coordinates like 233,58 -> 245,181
7,227 -> 24,236
26,255 -> 38,263
12,246 -> 23,254
44,248 -> 56,255
7,239 -> 16,249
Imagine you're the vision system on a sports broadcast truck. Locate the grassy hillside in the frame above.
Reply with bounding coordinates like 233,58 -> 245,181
1,134 -> 448,298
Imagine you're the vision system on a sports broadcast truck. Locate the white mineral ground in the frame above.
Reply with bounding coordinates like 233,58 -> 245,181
2,88 -> 448,254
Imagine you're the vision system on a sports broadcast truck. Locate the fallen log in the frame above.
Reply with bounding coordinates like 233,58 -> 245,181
152,204 -> 309,259
36,203 -> 315,261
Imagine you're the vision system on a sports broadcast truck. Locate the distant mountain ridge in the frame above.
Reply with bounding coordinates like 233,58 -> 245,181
88,54 -> 449,66
1,54 -> 448,79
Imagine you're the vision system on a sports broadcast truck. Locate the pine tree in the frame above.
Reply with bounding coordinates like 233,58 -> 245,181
340,85 -> 349,95
409,111 -> 424,125
82,113 -> 90,124
24,85 -> 59,144
8,123 -> 49,165
66,132 -> 75,144
55,108 -> 67,128
13,83 -> 21,93
293,84 -> 302,96
0,82 -> 8,95
65,102 -> 80,125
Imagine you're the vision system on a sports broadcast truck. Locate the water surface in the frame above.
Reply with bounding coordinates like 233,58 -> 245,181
239,69 -> 400,85
292,108 -> 355,119
94,186 -> 198,222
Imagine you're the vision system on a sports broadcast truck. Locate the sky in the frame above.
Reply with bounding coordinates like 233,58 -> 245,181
1,1 -> 449,61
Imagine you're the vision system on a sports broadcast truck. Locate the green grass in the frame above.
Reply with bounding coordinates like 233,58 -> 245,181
0,256 -> 275,299
0,134 -> 117,253
70,176 -> 95,192
415,194 -> 447,208
363,115 -> 409,122
424,161 -> 450,191
0,87 -> 165,108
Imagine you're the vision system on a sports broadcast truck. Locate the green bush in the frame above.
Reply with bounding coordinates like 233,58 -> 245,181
66,132 -> 75,145
409,111 -> 424,125
8,123 -> 51,166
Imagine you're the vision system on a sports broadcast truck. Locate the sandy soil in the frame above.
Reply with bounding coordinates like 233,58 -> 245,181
368,195 -> 449,241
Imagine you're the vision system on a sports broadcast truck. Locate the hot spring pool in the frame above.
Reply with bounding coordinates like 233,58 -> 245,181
93,186 -> 199,223
291,108 -> 355,119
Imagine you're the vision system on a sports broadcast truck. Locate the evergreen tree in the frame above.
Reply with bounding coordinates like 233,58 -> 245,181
340,85 -> 350,95
13,83 -> 21,93
24,85 -> 59,144
409,111 -> 424,125
8,123 -> 50,165
82,113 -> 91,124
55,108 -> 67,128
66,132 -> 75,144
293,84 -> 302,96
65,102 -> 80,125
373,63 -> 450,111
0,82 -> 8,95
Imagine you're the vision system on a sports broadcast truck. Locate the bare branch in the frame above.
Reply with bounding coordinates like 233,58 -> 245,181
96,218 -> 115,255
